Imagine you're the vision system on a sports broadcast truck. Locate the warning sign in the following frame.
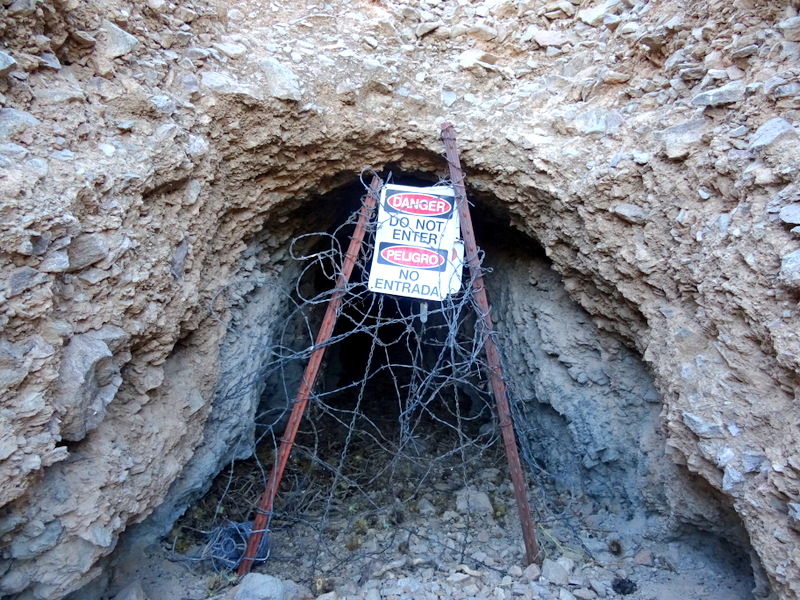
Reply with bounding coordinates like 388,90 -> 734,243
368,184 -> 463,301
377,243 -> 447,270
384,193 -> 454,218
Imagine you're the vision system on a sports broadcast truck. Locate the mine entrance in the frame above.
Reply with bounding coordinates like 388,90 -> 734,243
168,172 -> 758,599
180,172 -> 515,584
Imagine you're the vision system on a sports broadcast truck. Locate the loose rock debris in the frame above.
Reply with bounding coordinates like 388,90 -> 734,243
156,429 -> 754,600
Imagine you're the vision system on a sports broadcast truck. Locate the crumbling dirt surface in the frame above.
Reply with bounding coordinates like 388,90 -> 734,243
115,429 -> 755,600
1,0 -> 800,598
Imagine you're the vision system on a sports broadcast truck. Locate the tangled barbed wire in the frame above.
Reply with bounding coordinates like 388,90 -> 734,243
173,173 -> 587,584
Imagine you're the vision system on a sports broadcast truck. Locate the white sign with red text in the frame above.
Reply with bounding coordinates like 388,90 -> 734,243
368,184 -> 463,301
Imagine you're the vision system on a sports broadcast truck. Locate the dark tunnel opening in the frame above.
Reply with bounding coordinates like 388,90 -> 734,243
251,168 -> 544,451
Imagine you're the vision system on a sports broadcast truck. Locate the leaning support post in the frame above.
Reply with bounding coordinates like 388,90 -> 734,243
237,175 -> 383,576
440,122 -> 541,566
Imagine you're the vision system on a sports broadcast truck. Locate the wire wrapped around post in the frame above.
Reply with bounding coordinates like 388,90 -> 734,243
237,175 -> 384,576
440,122 -> 541,566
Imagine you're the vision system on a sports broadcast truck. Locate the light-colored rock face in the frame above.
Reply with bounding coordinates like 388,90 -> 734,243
1,0 -> 799,598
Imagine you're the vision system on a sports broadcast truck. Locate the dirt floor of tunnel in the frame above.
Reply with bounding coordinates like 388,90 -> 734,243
113,435 -> 757,600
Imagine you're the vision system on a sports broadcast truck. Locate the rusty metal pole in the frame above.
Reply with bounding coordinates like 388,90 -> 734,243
440,123 -> 540,566
237,175 -> 383,576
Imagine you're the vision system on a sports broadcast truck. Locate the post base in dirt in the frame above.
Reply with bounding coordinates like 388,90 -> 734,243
236,175 -> 383,576
440,122 -> 541,566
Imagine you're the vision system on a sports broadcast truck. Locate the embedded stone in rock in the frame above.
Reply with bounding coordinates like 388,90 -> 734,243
260,58 -> 302,101
578,1 -> 620,27
40,53 -> 61,70
201,71 -> 236,92
772,82 -> 800,101
575,108 -> 623,135
33,87 -> 85,105
731,44 -> 758,59
780,204 -> 800,226
170,238 -> 190,279
0,340 -> 28,389
764,76 -> 788,96
175,6 -> 198,23
213,42 -> 247,59
533,29 -> 570,47
682,412 -> 724,438
611,203 -> 647,224
150,95 -> 176,115
441,89 -> 457,107
749,118 -> 798,152
469,23 -> 498,41
101,21 -> 139,59
90,325 -> 130,355
457,49 -> 499,70
66,233 -> 110,271
7,0 -> 39,15
39,250 -> 69,273
8,518 -> 63,561
658,118 -> 705,159
1,142 -> 29,161
6,266 -> 47,298
778,249 -> 800,289
690,81 -> 745,106
788,503 -> 800,532
416,21 -> 442,37
0,108 -> 41,141
0,51 -> 17,77
722,465 -> 745,491
507,131 -> 555,150
742,451 -> 767,473
53,333 -> 121,442
71,30 -> 97,47
778,16 -> 800,42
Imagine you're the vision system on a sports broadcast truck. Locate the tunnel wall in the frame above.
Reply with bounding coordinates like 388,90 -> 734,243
487,244 -> 751,544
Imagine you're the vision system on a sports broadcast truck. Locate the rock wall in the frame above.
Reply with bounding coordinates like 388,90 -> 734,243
1,0 -> 799,598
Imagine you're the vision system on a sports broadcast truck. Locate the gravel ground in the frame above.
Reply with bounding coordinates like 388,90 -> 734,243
110,429 -> 756,600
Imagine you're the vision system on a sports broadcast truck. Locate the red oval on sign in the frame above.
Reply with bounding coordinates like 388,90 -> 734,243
386,193 -> 452,217
380,245 -> 445,269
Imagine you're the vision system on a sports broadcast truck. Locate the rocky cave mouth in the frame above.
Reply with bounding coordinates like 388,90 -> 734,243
4,0 -> 799,598
108,169 -> 761,599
